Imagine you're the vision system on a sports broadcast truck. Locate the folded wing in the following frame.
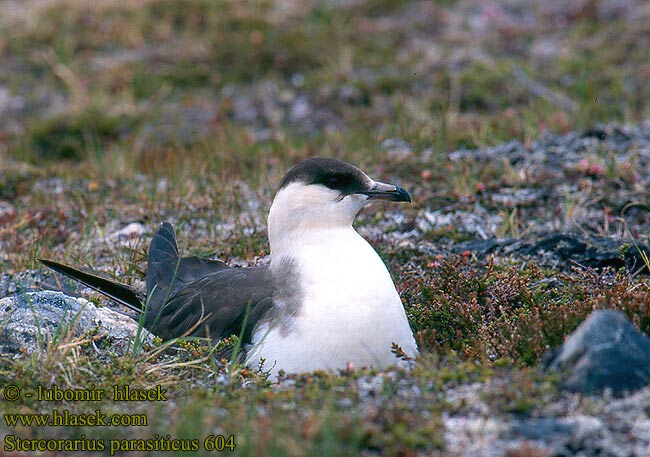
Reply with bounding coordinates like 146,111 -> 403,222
41,222 -> 276,343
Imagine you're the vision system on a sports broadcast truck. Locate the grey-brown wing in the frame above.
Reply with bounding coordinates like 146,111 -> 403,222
144,265 -> 275,342
146,222 -> 230,311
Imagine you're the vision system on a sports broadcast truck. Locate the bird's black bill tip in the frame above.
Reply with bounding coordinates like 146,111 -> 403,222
360,183 -> 411,203
389,185 -> 411,203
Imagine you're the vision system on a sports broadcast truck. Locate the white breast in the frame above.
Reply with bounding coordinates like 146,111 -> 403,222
246,226 -> 418,378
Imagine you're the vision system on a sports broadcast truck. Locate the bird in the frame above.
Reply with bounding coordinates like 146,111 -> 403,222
40,157 -> 418,378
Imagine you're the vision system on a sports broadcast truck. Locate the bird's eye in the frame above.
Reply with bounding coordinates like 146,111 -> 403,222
319,172 -> 356,192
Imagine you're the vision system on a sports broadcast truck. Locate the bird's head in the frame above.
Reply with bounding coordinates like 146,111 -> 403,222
268,157 -> 410,253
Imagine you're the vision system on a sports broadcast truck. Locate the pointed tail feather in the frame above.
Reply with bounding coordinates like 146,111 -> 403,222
39,259 -> 143,313
146,222 -> 179,294
148,222 -> 178,261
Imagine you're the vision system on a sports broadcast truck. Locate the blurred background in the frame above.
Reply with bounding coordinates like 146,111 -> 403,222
2,0 -> 648,164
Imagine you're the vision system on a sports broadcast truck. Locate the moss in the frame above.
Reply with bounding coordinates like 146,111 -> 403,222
458,61 -> 516,111
26,107 -> 134,160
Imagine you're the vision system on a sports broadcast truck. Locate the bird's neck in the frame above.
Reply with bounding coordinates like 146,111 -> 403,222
267,185 -> 362,259
269,223 -> 361,262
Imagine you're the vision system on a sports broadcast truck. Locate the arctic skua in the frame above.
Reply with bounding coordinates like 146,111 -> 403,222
40,157 -> 418,377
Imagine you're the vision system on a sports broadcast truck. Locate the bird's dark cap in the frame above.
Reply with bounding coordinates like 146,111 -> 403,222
278,157 -> 369,195
278,157 -> 411,203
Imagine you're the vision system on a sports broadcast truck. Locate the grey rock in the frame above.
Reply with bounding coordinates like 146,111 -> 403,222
454,233 -> 650,273
490,187 -> 546,208
0,86 -> 25,114
510,417 -> 575,441
546,309 -> 650,393
0,200 -> 16,222
0,291 -> 151,356
443,383 -> 650,456
519,233 -> 650,272
357,375 -> 384,399
0,86 -> 25,135
136,99 -> 218,146
290,73 -> 305,88
1,271 -> 50,299
380,138 -> 413,159
418,207 -> 502,241
289,95 -> 312,122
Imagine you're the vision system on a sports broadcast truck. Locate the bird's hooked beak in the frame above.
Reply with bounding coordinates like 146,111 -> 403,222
358,181 -> 411,203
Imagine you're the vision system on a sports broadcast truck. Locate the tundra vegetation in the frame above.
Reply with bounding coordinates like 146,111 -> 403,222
1,1 -> 649,455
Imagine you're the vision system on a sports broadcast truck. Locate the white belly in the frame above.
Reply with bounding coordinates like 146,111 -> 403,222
246,229 -> 418,378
